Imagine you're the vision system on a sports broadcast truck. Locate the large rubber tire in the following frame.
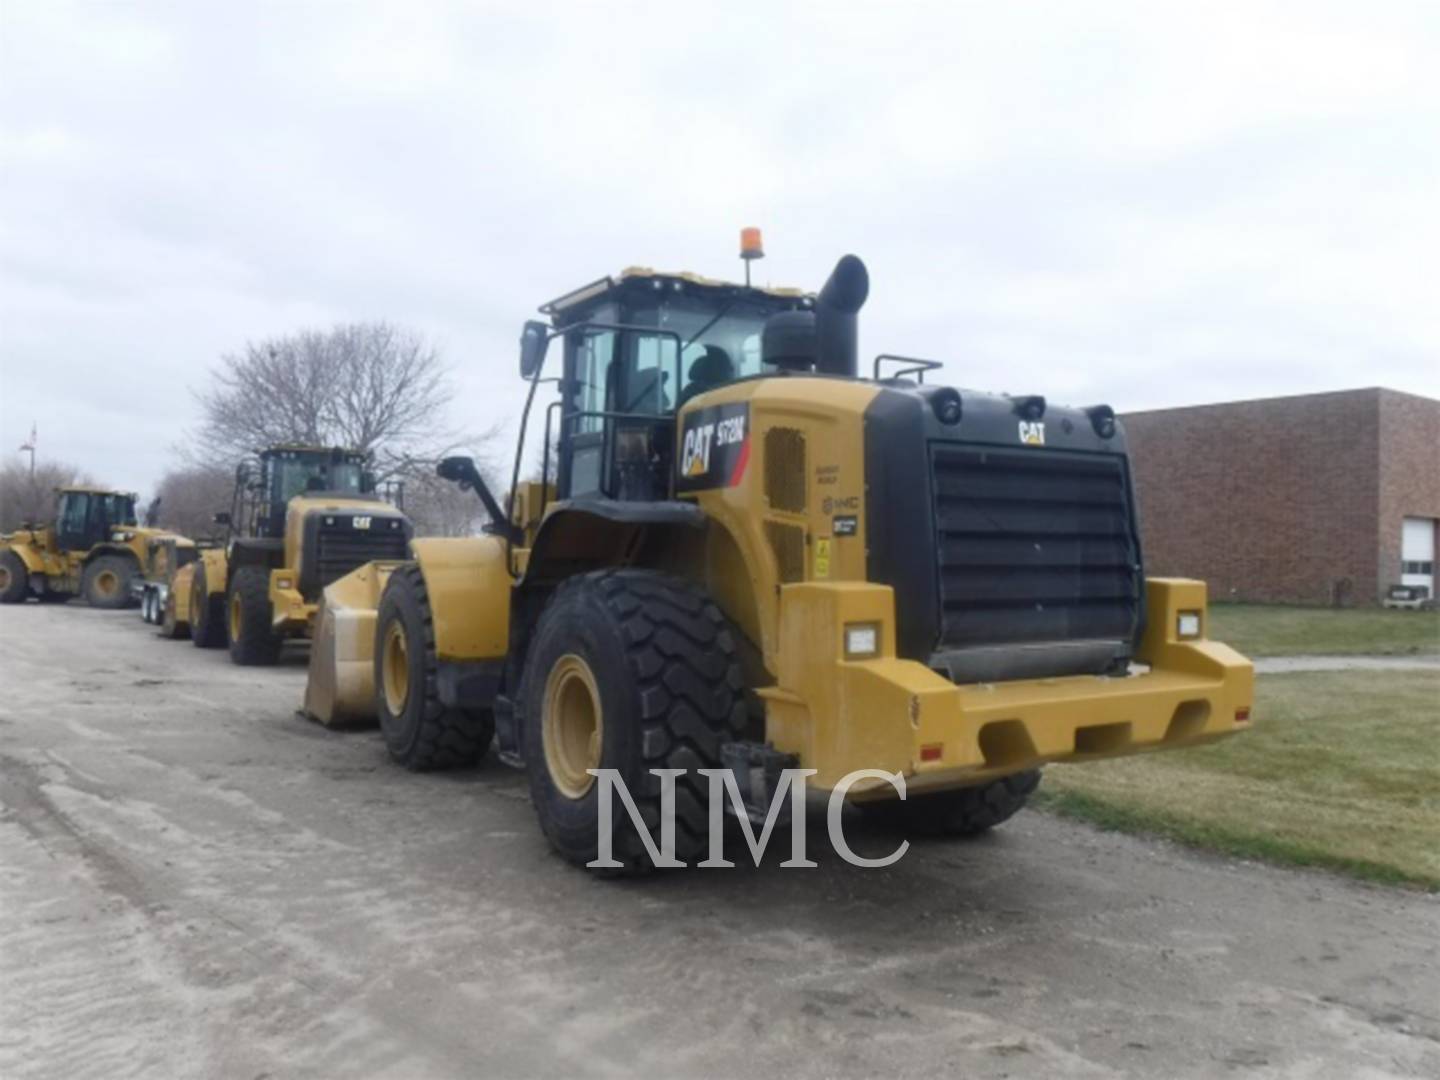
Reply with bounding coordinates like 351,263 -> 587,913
375,563 -> 496,770
861,770 -> 1042,837
519,569 -> 747,874
227,565 -> 282,665
0,552 -> 28,603
189,564 -> 226,648
82,554 -> 138,609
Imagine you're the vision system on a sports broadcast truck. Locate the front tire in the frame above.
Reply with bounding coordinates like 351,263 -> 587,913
0,552 -> 28,604
519,569 -> 747,873
82,555 -> 137,609
375,564 -> 495,770
860,770 -> 1041,837
190,564 -> 226,648
227,565 -> 282,665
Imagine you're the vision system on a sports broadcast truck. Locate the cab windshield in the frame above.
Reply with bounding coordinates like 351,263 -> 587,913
272,459 -> 364,502
98,493 -> 138,526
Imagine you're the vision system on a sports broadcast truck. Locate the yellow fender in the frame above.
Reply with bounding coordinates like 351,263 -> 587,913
409,537 -> 511,661
2,538 -> 48,575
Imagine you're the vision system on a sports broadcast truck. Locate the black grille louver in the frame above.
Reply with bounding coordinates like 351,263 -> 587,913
314,524 -> 409,589
930,445 -> 1143,657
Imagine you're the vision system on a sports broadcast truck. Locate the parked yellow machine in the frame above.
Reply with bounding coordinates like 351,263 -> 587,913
307,243 -> 1254,873
0,487 -> 176,607
184,446 -> 412,664
136,534 -> 203,627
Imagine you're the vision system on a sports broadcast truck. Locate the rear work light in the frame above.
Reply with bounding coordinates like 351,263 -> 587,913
1177,611 -> 1202,638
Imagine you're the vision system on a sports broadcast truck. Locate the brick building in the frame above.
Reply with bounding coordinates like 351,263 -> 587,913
1122,388 -> 1439,606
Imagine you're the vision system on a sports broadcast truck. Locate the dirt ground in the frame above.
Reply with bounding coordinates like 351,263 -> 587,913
2,604 -> 1438,1079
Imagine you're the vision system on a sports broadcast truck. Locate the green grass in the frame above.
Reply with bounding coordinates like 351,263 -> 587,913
1207,603 -> 1440,658
1036,670 -> 1440,890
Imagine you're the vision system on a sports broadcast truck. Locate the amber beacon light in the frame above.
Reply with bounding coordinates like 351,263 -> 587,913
739,226 -> 764,284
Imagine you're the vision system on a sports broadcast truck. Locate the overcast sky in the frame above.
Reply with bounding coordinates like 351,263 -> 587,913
2,1 -> 1437,496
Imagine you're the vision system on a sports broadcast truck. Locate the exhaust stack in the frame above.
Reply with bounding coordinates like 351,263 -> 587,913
814,254 -> 869,378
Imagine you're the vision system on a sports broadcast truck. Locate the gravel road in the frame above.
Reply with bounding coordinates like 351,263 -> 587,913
2,603 -> 1437,1079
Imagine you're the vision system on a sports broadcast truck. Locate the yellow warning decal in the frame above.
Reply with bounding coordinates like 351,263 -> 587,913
814,538 -> 831,580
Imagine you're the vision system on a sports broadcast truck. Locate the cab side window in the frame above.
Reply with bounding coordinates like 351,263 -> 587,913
58,494 -> 89,536
621,334 -> 676,415
570,328 -> 615,435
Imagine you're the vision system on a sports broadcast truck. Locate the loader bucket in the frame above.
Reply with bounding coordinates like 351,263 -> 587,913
303,560 -> 404,728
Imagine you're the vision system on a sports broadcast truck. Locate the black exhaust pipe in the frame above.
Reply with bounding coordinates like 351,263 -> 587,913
814,254 -> 869,377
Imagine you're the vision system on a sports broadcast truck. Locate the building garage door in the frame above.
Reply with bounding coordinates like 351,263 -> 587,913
1401,517 -> 1436,597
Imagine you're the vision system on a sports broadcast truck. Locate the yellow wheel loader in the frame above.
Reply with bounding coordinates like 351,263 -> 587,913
307,242 -> 1254,873
0,488 -> 177,608
187,446 -> 412,664
136,534 -> 202,629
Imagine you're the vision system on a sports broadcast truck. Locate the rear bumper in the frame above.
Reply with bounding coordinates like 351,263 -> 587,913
759,578 -> 1253,795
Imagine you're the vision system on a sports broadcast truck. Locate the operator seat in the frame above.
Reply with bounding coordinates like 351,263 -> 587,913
680,345 -> 735,406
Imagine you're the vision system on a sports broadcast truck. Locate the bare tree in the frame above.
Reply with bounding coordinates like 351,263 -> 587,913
191,322 -> 481,477
149,464 -> 234,539
0,457 -> 97,533
189,322 -> 505,538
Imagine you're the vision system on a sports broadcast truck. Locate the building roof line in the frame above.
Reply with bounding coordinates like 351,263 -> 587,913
1121,386 -> 1438,417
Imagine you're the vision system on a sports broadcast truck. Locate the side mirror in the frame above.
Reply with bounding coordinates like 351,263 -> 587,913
213,511 -> 231,526
436,456 -> 475,488
519,320 -> 550,379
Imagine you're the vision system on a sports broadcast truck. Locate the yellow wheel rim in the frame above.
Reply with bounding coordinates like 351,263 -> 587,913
229,591 -> 242,640
0,567 -> 10,591
542,653 -> 604,799
381,621 -> 410,716
95,570 -> 119,597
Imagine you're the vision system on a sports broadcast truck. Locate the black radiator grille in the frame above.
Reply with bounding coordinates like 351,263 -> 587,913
930,444 -> 1142,649
314,527 -> 409,588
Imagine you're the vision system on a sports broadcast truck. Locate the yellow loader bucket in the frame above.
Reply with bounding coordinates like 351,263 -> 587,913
303,561 -> 404,727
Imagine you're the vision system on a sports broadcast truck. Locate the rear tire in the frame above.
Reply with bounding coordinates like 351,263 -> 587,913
860,770 -> 1041,837
0,552 -> 28,603
375,564 -> 495,770
518,569 -> 747,874
227,565 -> 282,665
82,555 -> 137,609
190,564 -> 226,648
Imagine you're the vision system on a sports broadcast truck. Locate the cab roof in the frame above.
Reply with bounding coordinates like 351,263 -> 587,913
539,267 -> 811,318
57,486 -> 136,497
259,444 -> 365,458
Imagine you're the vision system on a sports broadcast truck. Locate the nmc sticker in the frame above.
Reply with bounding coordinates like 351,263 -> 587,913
676,402 -> 751,492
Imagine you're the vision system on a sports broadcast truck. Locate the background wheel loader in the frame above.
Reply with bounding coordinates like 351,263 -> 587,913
136,534 -> 203,629
184,445 -> 412,664
306,237 -> 1254,873
0,487 -> 178,608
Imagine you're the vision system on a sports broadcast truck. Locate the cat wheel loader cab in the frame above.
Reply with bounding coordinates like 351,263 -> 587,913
0,487 -> 172,608
310,239 -> 1254,874
192,445 -> 413,665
